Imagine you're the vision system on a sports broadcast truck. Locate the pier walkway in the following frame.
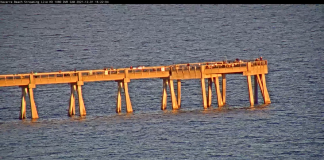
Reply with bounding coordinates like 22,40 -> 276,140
0,59 -> 271,119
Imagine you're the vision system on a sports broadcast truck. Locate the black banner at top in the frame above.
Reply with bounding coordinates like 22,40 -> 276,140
0,0 -> 110,4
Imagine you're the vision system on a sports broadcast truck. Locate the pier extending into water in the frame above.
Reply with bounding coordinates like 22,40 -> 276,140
0,59 -> 271,119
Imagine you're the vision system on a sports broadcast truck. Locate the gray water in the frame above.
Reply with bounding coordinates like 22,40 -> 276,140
0,4 -> 323,159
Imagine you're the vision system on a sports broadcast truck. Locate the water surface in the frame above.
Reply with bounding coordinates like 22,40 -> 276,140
0,4 -> 323,159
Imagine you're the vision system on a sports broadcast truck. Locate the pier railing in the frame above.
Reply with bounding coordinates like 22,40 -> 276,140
0,60 -> 267,83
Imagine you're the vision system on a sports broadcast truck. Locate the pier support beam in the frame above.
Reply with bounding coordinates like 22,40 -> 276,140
200,66 -> 207,109
255,74 -> 271,104
169,79 -> 179,110
207,78 -> 212,108
19,87 -> 27,119
177,80 -> 181,108
19,75 -> 39,119
222,74 -> 226,104
123,80 -> 133,113
200,78 -> 207,109
77,81 -> 86,116
247,75 -> 254,106
73,72 -> 86,117
116,81 -> 122,113
256,74 -> 264,97
214,76 -> 224,107
254,75 -> 258,104
28,84 -> 39,119
115,79 -> 133,113
261,74 -> 271,104
68,84 -> 76,116
161,78 -> 180,110
19,85 -> 39,119
161,79 -> 168,110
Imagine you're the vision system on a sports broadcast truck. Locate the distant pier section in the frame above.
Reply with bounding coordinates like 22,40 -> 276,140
0,58 -> 271,119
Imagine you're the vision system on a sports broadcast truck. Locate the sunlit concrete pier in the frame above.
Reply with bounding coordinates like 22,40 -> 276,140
0,59 -> 271,119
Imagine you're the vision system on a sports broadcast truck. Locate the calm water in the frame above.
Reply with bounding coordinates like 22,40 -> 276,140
0,4 -> 323,159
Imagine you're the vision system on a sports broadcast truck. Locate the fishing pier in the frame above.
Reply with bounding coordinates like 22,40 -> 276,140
0,59 -> 271,119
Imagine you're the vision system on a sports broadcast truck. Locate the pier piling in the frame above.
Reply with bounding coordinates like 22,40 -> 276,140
200,66 -> 207,109
161,79 -> 168,110
168,79 -> 179,110
77,83 -> 86,116
19,87 -> 27,119
68,83 -> 76,116
247,75 -> 254,106
254,75 -> 258,104
261,74 -> 271,104
116,81 -> 122,113
214,76 -> 224,107
222,74 -> 226,104
177,79 -> 181,108
207,78 -> 213,108
123,80 -> 133,113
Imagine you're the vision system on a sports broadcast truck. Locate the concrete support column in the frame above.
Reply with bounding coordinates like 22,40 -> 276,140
254,75 -> 258,104
123,69 -> 133,113
214,76 -> 224,107
200,66 -> 207,109
123,80 -> 133,113
177,79 -> 181,108
207,78 -> 212,108
168,79 -> 179,110
200,78 -> 207,109
77,81 -> 86,116
116,81 -> 122,113
26,74 -> 39,119
161,79 -> 168,110
261,74 -> 271,104
222,74 -> 226,104
28,85 -> 39,119
19,86 -> 27,119
68,83 -> 76,116
256,74 -> 264,95
247,75 -> 254,106
115,78 -> 133,113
